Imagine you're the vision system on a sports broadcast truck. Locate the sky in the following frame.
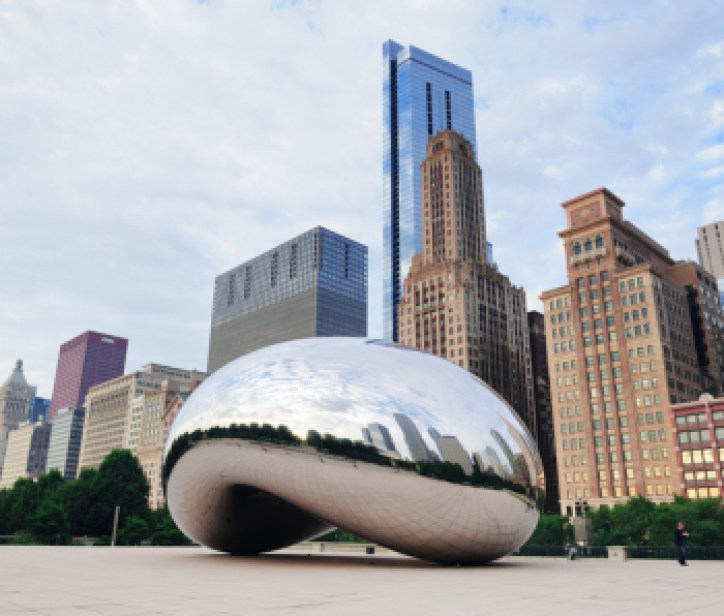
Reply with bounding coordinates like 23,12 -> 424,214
1,0 -> 723,397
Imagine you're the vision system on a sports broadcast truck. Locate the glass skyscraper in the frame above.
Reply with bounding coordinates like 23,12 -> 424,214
207,226 -> 368,373
383,40 -> 477,340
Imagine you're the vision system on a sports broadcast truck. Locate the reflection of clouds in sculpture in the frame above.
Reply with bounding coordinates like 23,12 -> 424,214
165,338 -> 543,563
166,339 -> 541,491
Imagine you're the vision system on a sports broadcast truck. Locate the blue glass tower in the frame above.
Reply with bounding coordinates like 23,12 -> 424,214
382,40 -> 477,340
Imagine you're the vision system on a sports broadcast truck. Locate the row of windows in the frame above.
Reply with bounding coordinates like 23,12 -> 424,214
687,487 -> 721,498
619,276 -> 646,291
548,296 -> 571,311
683,470 -> 718,481
678,428 -> 724,444
575,271 -> 609,288
675,410 -> 724,425
572,236 -> 605,255
681,449 -> 716,464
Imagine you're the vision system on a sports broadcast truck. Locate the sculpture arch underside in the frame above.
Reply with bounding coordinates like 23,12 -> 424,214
167,439 -> 538,564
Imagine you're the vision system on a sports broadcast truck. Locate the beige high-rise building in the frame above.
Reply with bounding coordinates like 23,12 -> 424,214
0,422 -> 50,489
542,187 -> 724,513
78,364 -> 205,476
136,380 -> 202,509
696,222 -> 724,279
397,130 -> 535,432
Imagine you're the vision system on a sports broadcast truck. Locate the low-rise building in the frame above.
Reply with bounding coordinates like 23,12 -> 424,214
671,394 -> 724,499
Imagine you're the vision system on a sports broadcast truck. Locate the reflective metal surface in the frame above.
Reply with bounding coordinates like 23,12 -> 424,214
165,338 -> 544,563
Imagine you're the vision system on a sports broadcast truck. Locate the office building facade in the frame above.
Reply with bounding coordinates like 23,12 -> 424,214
207,226 -> 367,373
137,387 -> 198,509
0,360 -> 37,476
397,131 -> 535,432
78,364 -> 204,473
383,39 -> 476,341
49,331 -> 128,421
541,187 -> 724,513
46,407 -> 85,480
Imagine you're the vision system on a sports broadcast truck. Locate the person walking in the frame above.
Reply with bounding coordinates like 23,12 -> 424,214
674,522 -> 690,566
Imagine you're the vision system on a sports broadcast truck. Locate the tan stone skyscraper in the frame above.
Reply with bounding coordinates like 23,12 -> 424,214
397,130 -> 535,433
542,187 -> 724,513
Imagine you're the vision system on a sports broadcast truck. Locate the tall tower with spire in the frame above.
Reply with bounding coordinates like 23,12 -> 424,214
0,359 -> 37,476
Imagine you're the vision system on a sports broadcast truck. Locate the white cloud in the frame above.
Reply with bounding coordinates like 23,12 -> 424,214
543,165 -> 564,180
698,144 -> 724,162
647,163 -> 665,182
701,165 -> 724,179
697,41 -> 723,57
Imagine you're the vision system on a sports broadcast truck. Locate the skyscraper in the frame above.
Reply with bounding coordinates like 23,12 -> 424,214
207,226 -> 367,373
528,311 -> 560,512
46,407 -> 85,480
383,40 -> 476,341
696,221 -> 724,304
397,131 -> 535,433
541,187 -> 724,512
48,331 -> 128,421
0,360 -> 37,475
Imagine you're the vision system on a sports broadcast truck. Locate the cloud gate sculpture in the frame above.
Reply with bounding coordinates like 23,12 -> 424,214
163,338 -> 544,564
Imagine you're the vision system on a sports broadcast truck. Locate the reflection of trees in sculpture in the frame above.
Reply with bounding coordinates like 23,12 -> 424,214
163,423 -> 542,502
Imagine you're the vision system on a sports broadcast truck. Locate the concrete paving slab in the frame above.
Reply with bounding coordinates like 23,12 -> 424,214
0,546 -> 719,615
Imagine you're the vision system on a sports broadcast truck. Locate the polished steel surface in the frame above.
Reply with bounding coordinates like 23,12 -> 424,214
165,337 -> 543,563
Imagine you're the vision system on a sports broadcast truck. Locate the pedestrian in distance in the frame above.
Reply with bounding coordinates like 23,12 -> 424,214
674,521 -> 690,566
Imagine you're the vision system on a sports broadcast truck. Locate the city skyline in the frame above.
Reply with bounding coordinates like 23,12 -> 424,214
2,2 -> 723,395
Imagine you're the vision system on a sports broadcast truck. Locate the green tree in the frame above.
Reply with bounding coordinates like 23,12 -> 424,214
526,514 -> 573,545
3,478 -> 39,533
58,468 -> 99,536
116,514 -> 149,546
28,500 -> 70,545
86,449 -> 150,536
590,505 -> 612,545
149,507 -> 191,546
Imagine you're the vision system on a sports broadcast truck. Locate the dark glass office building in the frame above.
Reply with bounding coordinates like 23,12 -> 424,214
207,227 -> 367,373
383,40 -> 477,340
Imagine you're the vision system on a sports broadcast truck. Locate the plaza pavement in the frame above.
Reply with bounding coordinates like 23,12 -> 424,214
0,544 -> 720,615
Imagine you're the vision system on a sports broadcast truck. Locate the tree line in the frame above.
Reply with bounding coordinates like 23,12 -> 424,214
526,495 -> 724,547
0,449 -> 189,546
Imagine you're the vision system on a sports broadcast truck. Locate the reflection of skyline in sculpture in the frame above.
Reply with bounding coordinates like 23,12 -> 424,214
362,422 -> 397,453
491,429 -> 526,483
434,436 -> 473,475
502,416 -> 543,490
394,413 -> 433,461
484,446 -> 507,478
